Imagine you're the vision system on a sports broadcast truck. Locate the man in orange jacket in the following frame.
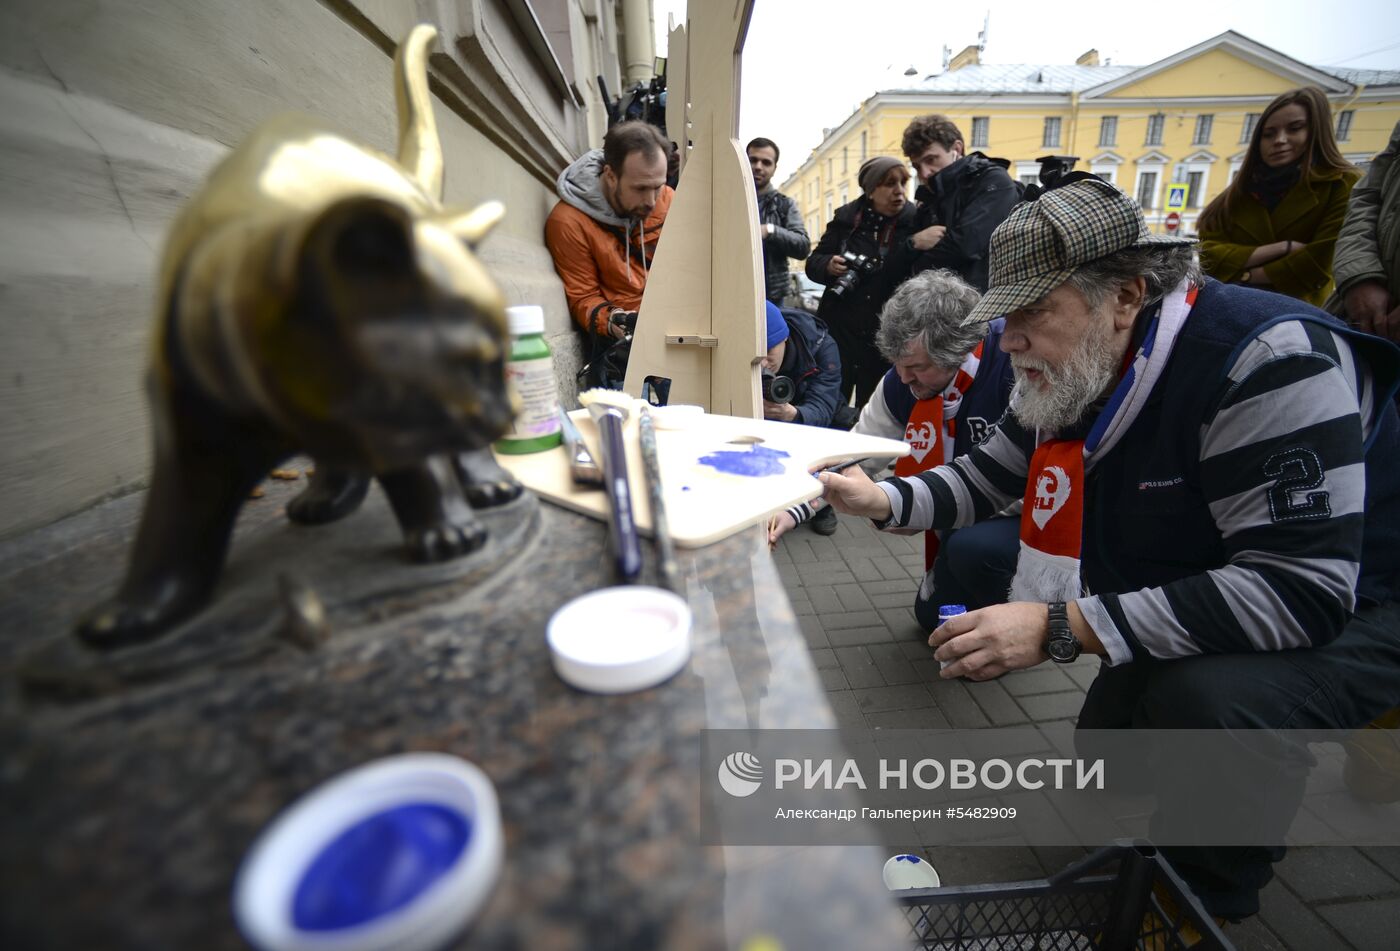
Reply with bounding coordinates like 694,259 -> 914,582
545,121 -> 674,368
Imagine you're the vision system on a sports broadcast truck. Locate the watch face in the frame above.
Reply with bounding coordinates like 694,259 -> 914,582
1048,635 -> 1079,663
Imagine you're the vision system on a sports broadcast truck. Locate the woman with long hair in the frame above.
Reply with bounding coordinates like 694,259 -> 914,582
1198,87 -> 1360,306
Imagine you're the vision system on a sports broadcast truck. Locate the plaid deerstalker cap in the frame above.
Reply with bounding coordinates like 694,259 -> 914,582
963,177 -> 1194,324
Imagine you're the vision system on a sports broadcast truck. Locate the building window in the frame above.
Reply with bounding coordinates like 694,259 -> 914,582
1186,170 -> 1204,208
860,130 -> 868,162
1099,116 -> 1117,147
971,116 -> 989,148
1337,110 -> 1354,141
1136,171 -> 1158,209
1092,167 -> 1116,185
1193,114 -> 1213,145
1145,114 -> 1164,146
825,193 -> 833,221
842,147 -> 848,173
1042,116 -> 1062,148
840,188 -> 849,206
1240,113 -> 1260,143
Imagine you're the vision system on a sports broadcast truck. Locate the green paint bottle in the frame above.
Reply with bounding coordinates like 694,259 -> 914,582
495,305 -> 563,454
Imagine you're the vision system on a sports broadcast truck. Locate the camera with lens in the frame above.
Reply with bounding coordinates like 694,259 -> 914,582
761,369 -> 797,405
610,310 -> 639,337
830,251 -> 881,298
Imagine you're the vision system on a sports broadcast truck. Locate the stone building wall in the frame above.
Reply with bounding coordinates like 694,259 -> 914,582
0,0 -> 626,537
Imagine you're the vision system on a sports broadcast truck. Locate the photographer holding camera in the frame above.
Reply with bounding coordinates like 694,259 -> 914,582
545,121 -> 673,389
806,156 -> 918,408
760,300 -> 848,426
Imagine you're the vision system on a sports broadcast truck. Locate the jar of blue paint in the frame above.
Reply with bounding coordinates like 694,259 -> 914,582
234,753 -> 503,951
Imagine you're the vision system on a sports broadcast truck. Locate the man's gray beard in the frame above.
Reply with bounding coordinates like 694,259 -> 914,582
1010,317 -> 1121,433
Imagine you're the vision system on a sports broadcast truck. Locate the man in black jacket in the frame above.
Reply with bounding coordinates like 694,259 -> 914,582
748,138 -> 811,303
898,115 -> 1020,291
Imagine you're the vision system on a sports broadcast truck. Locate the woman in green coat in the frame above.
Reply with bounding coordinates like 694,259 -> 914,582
1198,86 -> 1360,307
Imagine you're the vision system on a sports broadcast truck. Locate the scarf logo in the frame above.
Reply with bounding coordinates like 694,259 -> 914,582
907,421 -> 937,463
1031,465 -> 1071,530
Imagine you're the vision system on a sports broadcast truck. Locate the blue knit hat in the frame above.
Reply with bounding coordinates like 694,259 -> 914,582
765,301 -> 790,349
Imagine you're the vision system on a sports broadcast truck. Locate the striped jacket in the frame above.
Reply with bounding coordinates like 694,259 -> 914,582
878,280 -> 1400,664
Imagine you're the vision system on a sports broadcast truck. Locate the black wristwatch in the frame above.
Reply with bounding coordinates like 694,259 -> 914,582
1045,601 -> 1081,664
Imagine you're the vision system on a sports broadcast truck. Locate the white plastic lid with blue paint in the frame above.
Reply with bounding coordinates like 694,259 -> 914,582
234,752 -> 503,951
882,853 -> 942,889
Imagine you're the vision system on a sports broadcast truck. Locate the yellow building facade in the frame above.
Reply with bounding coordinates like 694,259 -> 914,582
781,31 -> 1400,240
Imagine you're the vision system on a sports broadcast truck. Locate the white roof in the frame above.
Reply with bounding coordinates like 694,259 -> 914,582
886,63 -> 1138,95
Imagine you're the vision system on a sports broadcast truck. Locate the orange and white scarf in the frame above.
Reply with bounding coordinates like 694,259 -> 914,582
1008,281 -> 1198,603
896,343 -> 983,570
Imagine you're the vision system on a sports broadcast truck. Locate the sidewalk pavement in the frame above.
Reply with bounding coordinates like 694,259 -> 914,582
771,510 -> 1400,951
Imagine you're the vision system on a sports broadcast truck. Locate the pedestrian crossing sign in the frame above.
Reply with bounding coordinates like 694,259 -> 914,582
1165,183 -> 1189,212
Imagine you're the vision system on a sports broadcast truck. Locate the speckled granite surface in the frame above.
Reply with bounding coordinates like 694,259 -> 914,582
0,476 -> 907,949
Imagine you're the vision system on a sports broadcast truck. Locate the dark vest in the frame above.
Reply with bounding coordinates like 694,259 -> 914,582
881,319 -> 1016,455
1081,281 -> 1400,606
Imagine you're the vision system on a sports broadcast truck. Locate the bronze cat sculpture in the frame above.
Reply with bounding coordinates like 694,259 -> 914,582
78,25 -> 525,648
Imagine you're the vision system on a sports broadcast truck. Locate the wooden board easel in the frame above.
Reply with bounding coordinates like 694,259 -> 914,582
622,1 -> 762,418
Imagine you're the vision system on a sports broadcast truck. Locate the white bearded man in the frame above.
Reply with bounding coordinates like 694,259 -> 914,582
818,178 -> 1400,923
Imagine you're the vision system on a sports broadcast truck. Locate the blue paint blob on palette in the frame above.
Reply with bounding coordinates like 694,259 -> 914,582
292,802 -> 471,930
697,445 -> 790,477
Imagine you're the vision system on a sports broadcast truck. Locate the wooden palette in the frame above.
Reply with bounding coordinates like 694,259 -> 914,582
494,405 -> 909,548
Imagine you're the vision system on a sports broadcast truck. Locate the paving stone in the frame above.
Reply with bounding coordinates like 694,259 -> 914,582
853,684 -> 936,714
1065,662 -> 1102,691
1258,879 -> 1350,951
1000,666 -> 1077,697
784,537 -> 817,564
865,707 -> 952,730
1275,846 -> 1397,902
807,587 -> 843,613
910,659 -> 942,683
847,559 -> 884,583
834,646 -> 884,689
808,647 -> 838,670
964,680 -> 1029,726
818,666 -> 848,692
1030,845 -> 1090,877
861,579 -> 913,596
1224,915 -> 1289,951
832,583 -> 874,612
797,615 -> 828,649
871,591 -> 915,610
824,626 -> 896,647
775,563 -> 801,587
1017,690 -> 1086,723
880,609 -> 924,639
870,557 -> 909,581
1317,896 -> 1400,951
823,690 -> 867,729
896,638 -> 934,659
800,565 -> 857,586
788,594 -> 814,616
820,609 -> 888,631
926,678 -> 991,728
1357,846 -> 1400,885
864,643 -> 920,685
911,845 -> 1044,887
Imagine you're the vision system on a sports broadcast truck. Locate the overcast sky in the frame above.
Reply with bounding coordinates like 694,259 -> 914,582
653,0 -> 1400,172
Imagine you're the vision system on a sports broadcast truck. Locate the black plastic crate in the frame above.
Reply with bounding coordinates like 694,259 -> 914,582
895,843 -> 1233,950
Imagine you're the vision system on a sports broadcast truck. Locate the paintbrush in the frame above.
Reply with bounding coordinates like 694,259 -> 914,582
577,388 -> 643,584
637,404 -> 680,591
814,457 -> 872,476
558,407 -> 603,486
